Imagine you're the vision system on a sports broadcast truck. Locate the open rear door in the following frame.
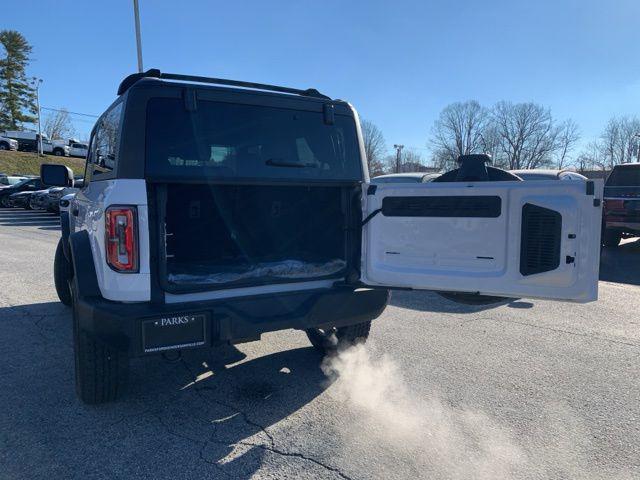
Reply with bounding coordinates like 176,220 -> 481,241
361,180 -> 602,302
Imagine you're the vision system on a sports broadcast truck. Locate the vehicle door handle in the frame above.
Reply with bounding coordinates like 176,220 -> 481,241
72,208 -> 79,217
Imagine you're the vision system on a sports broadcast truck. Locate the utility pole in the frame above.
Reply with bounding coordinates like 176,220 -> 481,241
133,0 -> 144,72
393,144 -> 404,173
32,78 -> 43,156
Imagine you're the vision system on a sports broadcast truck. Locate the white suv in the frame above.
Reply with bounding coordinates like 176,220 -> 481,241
41,69 -> 603,404
0,134 -> 18,151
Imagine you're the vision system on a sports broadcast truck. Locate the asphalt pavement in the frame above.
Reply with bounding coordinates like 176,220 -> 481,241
0,207 -> 639,479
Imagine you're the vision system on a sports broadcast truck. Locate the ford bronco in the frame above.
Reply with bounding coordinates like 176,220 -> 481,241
42,70 -> 603,404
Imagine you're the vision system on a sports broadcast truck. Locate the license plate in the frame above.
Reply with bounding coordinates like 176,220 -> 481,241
142,313 -> 207,353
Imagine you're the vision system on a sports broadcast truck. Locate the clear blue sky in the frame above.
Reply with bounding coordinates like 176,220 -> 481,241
5,0 -> 640,160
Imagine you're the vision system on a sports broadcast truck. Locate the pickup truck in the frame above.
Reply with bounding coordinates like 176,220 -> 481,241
602,163 -> 640,247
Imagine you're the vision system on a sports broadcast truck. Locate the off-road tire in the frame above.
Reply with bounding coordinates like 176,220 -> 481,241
602,229 -> 622,248
72,286 -> 128,404
306,321 -> 371,355
54,239 -> 73,306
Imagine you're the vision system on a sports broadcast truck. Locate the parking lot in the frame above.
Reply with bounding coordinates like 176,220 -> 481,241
0,207 -> 639,479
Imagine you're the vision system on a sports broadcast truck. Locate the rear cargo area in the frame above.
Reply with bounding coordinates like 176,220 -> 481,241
162,184 -> 353,289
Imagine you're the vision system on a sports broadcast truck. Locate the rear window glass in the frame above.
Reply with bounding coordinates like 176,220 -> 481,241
606,165 -> 640,186
145,98 -> 363,181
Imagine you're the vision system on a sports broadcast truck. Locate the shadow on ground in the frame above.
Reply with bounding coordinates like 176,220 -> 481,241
0,301 -> 332,479
0,207 -> 60,230
599,238 -> 640,286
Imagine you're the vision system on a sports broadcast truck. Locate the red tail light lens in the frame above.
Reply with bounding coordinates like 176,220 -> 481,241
105,206 -> 138,272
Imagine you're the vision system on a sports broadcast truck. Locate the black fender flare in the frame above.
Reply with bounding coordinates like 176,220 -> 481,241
69,230 -> 101,299
60,211 -> 71,260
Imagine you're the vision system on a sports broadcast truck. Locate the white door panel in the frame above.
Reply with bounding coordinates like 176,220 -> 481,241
362,180 -> 602,302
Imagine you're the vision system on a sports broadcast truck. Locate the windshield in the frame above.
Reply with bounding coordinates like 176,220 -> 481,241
606,165 -> 640,187
372,176 -> 422,183
9,178 -> 30,187
145,98 -> 363,182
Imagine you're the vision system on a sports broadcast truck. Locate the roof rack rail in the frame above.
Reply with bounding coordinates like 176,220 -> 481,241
117,68 -> 331,100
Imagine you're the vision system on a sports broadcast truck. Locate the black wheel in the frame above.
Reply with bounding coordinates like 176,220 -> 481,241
306,321 -> 371,354
54,239 -> 73,306
53,148 -> 63,156
602,229 -> 622,248
72,285 -> 128,404
0,142 -> 8,150
0,197 -> 9,207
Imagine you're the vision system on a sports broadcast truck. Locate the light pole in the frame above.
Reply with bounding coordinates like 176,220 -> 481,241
133,0 -> 144,72
32,77 -> 43,156
393,144 -> 404,173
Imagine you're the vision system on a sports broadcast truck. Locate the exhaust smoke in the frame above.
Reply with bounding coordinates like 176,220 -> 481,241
321,343 -> 632,480
322,343 -> 525,479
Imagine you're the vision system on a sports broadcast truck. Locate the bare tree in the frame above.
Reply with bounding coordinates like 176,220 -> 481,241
43,108 -> 74,140
430,100 -> 489,169
360,119 -> 386,175
576,140 -> 606,172
554,119 -> 580,169
491,101 -> 560,169
600,116 -> 640,168
400,149 -> 427,172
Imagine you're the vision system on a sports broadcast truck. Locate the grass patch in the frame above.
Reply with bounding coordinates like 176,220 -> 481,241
0,150 -> 85,177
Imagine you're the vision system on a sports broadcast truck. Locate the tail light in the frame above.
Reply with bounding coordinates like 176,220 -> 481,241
105,206 -> 138,272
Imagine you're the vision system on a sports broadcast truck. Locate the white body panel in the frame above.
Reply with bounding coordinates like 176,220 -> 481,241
362,180 -> 602,302
73,179 -> 151,302
69,143 -> 88,158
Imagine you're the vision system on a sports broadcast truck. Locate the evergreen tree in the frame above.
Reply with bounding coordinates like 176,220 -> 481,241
0,30 -> 36,130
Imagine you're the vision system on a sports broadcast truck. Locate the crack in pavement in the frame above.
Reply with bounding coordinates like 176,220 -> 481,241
459,315 -> 639,348
179,359 -> 353,480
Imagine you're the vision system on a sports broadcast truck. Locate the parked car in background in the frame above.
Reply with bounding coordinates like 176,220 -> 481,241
372,172 -> 441,183
29,189 -> 53,210
45,180 -> 83,213
0,175 -> 28,186
602,163 -> 640,247
8,190 -> 35,209
0,177 -> 44,207
1,131 -> 69,156
68,142 -> 89,158
510,169 -> 587,181
0,134 -> 19,151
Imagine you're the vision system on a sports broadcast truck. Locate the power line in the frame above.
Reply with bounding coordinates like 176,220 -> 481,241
41,107 -> 99,118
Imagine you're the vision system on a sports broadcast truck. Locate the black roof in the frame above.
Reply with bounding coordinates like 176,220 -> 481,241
117,69 -> 331,100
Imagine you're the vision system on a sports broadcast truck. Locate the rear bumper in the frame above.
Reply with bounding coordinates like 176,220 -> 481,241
70,229 -> 389,357
75,287 -> 390,357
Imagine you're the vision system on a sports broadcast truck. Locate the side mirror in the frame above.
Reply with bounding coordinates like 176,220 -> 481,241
41,163 -> 74,187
